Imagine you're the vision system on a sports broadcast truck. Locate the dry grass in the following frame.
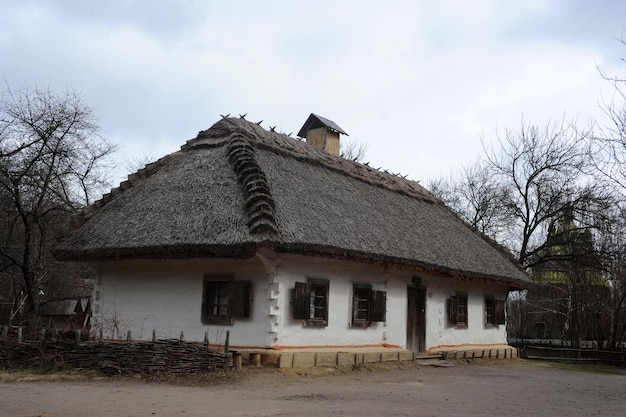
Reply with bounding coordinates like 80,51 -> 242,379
0,367 -> 244,386
0,368 -> 107,383
546,361 -> 626,376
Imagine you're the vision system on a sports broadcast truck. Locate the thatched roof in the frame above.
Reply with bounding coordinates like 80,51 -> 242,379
55,117 -> 529,289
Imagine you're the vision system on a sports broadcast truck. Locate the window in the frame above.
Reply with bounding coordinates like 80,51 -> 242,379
485,297 -> 495,326
448,293 -> 468,328
201,275 -> 251,325
485,296 -> 505,327
293,278 -> 329,326
352,283 -> 387,327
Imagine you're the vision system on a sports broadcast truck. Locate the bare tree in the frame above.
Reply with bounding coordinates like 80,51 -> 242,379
581,37 -> 626,349
430,118 -> 618,346
483,119 -> 605,267
340,137 -> 368,162
593,203 -> 626,349
431,119 -> 605,266
429,162 -> 510,242
593,36 -> 626,193
0,84 -> 117,314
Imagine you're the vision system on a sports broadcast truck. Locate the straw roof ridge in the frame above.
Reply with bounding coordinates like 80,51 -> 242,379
191,117 -> 439,204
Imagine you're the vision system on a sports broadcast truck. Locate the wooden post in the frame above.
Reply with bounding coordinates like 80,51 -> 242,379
2,325 -> 8,341
250,352 -> 262,366
224,330 -> 230,353
126,330 -> 131,342
99,328 -> 104,342
204,331 -> 208,347
152,329 -> 156,342
75,329 -> 81,344
17,327 -> 22,343
40,328 -> 46,342
233,353 -> 243,369
179,331 -> 184,342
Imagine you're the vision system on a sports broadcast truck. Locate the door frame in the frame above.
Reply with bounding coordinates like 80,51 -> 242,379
407,281 -> 427,353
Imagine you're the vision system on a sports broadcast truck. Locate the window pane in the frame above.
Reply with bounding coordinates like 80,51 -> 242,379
485,298 -> 495,325
206,281 -> 229,318
352,286 -> 370,322
310,283 -> 326,319
457,295 -> 468,325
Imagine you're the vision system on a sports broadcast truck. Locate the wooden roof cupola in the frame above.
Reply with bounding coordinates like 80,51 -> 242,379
297,113 -> 348,156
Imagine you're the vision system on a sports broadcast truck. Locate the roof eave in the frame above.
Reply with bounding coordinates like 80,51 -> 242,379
53,242 -> 263,263
273,244 -> 530,290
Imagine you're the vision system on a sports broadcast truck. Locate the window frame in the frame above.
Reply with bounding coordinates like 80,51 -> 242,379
484,295 -> 496,327
293,278 -> 329,326
201,275 -> 251,325
484,296 -> 506,327
351,283 -> 387,327
448,292 -> 468,328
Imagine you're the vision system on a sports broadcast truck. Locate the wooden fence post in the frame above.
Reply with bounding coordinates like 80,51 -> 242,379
75,329 -> 81,344
126,330 -> 131,342
3,325 -> 9,341
17,327 -> 22,343
152,329 -> 156,342
224,330 -> 230,353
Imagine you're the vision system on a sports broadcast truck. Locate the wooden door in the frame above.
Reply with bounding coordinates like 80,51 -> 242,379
407,286 -> 426,352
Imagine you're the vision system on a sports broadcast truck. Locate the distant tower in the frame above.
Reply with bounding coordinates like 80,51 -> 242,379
297,113 -> 348,156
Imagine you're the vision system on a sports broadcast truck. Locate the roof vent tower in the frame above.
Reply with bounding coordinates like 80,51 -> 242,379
297,113 -> 348,156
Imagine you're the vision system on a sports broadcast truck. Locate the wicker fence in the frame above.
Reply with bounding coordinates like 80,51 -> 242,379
517,344 -> 626,366
0,325 -> 233,374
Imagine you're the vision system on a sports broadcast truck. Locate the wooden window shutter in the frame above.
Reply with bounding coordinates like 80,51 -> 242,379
370,290 -> 386,322
495,299 -> 506,326
228,280 -> 251,318
448,296 -> 458,325
293,282 -> 310,320
201,280 -> 208,320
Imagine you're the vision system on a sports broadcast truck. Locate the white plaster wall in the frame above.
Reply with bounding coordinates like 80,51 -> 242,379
420,276 -> 509,351
91,257 -> 272,347
270,254 -> 400,347
270,254 -> 510,350
91,250 -> 512,351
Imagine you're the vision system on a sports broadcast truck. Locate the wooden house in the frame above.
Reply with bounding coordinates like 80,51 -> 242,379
55,115 -> 529,355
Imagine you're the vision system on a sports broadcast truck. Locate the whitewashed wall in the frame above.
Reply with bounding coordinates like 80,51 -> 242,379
91,257 -> 271,347
267,253 -> 401,347
91,250 -> 511,351
268,253 -> 509,350
419,276 -> 509,351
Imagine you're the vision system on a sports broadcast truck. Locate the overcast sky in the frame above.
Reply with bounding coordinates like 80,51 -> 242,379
1,1 -> 625,188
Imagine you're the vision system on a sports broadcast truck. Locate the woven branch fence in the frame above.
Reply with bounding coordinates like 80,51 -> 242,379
517,344 -> 626,366
1,326 -> 233,374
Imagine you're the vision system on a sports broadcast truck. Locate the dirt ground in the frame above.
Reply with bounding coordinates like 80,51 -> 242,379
1,359 -> 625,417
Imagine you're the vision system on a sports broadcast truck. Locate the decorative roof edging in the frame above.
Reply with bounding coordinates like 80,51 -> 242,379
227,134 -> 278,235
